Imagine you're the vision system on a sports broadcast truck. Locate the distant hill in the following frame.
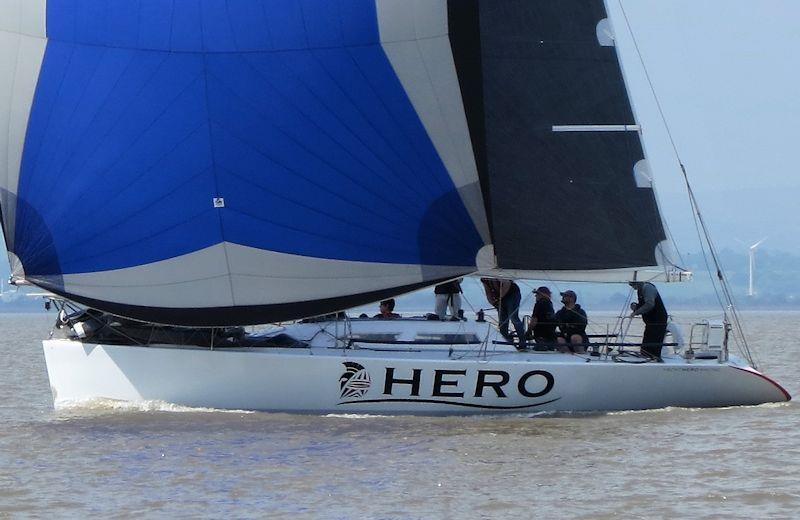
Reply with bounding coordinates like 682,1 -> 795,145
658,186 -> 799,257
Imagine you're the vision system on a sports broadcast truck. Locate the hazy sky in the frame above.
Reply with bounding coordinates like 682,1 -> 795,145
607,0 -> 800,255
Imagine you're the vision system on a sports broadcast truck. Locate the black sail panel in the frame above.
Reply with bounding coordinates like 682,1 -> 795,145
449,0 -> 667,272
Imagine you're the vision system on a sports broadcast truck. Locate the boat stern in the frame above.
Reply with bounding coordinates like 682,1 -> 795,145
730,365 -> 792,404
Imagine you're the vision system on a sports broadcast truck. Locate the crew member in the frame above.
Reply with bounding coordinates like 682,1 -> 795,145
555,290 -> 588,354
527,286 -> 557,349
481,278 -> 526,351
374,299 -> 401,319
629,281 -> 669,361
434,278 -> 463,321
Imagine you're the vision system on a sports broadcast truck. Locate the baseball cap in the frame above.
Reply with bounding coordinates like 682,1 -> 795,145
560,290 -> 577,300
534,286 -> 551,295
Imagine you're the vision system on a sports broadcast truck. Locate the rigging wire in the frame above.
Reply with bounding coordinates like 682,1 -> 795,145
616,1 -> 756,367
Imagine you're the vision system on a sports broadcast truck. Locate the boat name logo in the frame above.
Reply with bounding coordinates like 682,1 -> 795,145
338,366 -> 558,410
339,362 -> 372,399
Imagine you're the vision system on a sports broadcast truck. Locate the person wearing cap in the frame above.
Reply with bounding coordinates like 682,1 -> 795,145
480,278 -> 527,351
629,281 -> 669,361
555,290 -> 588,354
527,286 -> 557,349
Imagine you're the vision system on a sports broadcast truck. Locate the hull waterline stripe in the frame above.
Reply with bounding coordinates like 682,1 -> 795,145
730,366 -> 792,402
338,397 -> 561,410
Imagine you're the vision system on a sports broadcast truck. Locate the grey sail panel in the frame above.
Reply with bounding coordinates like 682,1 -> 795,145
449,0 -> 667,272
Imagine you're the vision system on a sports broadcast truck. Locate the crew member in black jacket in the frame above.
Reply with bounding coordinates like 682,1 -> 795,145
555,290 -> 588,354
629,281 -> 669,361
527,286 -> 557,349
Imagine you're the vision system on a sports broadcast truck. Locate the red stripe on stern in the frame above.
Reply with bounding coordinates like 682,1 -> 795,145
731,366 -> 792,402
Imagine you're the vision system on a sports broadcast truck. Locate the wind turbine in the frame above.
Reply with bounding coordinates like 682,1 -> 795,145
747,237 -> 767,297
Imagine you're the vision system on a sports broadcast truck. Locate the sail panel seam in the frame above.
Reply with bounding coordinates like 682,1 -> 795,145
198,2 -> 235,307
205,59 -> 430,226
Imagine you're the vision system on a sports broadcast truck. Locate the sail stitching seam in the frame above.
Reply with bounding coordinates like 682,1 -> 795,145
199,0 -> 236,306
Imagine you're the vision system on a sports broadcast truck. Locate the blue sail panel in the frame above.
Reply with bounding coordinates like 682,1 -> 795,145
10,0 -> 484,281
16,42 -> 223,276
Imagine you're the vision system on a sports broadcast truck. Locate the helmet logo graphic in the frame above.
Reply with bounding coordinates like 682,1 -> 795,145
339,362 -> 371,399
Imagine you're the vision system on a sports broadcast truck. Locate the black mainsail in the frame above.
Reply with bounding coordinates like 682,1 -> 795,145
450,0 -> 673,278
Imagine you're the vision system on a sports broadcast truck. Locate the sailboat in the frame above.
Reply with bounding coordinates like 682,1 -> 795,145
0,0 -> 789,413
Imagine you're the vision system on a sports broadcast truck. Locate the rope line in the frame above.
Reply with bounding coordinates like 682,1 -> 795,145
616,1 -> 756,367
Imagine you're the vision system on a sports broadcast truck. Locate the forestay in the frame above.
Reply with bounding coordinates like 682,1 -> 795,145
1,0 -> 680,326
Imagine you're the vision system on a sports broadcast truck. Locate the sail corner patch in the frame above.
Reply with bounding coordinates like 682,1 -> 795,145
654,240 -> 675,268
596,18 -> 615,47
476,244 -> 496,270
633,160 -> 653,188
7,252 -> 25,279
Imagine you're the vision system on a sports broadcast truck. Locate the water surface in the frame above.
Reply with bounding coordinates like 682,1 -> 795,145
1,312 -> 797,518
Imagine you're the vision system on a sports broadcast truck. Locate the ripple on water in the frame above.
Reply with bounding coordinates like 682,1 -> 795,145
0,312 -> 798,517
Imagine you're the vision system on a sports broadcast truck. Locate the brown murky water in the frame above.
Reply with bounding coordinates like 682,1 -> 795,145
1,312 -> 798,518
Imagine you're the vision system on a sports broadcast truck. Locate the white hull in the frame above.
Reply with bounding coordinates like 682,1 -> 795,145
42,319 -> 790,414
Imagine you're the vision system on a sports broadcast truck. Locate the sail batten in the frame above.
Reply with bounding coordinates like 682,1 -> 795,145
552,125 -> 641,133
